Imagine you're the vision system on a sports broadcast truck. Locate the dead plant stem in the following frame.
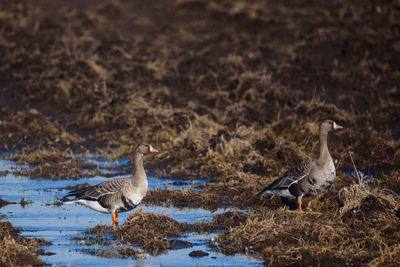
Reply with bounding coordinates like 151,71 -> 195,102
348,151 -> 362,184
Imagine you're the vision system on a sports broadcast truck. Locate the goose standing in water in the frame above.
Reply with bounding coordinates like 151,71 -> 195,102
62,143 -> 159,227
258,120 -> 343,211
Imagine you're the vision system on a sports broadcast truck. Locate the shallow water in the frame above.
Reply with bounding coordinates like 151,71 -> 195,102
341,170 -> 375,180
0,159 -> 262,266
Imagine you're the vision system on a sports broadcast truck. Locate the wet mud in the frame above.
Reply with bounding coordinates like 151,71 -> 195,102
1,0 -> 400,265
0,198 -> 15,208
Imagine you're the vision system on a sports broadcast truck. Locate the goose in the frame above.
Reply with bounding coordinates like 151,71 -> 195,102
258,120 -> 343,211
62,143 -> 159,226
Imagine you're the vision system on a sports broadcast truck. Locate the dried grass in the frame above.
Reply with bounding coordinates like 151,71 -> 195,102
0,221 -> 48,267
9,149 -> 99,179
115,209 -> 182,254
216,182 -> 400,265
0,0 -> 399,264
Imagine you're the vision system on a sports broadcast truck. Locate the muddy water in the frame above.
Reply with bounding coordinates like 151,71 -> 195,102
0,159 -> 262,266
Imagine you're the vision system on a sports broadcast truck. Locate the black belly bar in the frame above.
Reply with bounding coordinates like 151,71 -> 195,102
117,195 -> 137,212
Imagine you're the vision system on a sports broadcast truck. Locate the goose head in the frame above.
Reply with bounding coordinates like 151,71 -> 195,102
319,119 -> 343,133
135,143 -> 159,154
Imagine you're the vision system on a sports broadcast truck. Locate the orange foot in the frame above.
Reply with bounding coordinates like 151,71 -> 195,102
297,199 -> 302,211
112,213 -> 119,227
306,200 -> 312,210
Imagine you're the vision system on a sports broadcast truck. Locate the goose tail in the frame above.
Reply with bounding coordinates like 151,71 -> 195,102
61,187 -> 90,202
256,187 -> 271,197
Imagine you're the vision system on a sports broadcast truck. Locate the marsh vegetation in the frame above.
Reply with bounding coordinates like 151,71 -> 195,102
0,0 -> 399,265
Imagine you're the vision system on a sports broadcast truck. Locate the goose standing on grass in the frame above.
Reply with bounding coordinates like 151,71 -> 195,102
62,143 -> 159,227
258,120 -> 343,211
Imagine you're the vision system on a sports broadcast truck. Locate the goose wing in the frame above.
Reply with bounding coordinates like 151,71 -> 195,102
259,161 -> 313,195
63,178 -> 128,202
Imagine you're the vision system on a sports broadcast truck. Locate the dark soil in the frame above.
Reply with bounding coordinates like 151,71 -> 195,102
1,0 -> 400,265
143,187 -> 263,210
189,250 -> 209,258
169,239 -> 193,250
89,246 -> 142,259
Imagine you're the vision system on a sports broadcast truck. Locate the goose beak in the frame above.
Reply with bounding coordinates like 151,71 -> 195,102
149,145 -> 159,153
333,121 -> 343,131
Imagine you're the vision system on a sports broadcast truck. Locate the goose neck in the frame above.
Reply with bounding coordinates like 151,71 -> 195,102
318,130 -> 331,162
133,153 -> 146,178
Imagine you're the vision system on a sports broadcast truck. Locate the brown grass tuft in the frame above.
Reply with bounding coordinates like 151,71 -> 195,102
8,149 -> 102,179
0,221 -> 49,266
115,209 -> 182,254
0,198 -> 15,208
216,183 -> 400,265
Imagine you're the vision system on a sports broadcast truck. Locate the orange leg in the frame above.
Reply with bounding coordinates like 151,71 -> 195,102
112,213 -> 119,227
307,200 -> 312,209
297,199 -> 302,211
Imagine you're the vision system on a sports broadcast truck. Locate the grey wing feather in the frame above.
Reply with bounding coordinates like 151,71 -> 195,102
260,162 -> 313,193
63,178 -> 128,201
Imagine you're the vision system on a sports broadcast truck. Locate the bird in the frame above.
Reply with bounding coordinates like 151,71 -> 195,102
258,120 -> 343,211
62,143 -> 159,227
